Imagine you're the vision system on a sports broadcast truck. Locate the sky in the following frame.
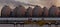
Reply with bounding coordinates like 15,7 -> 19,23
0,0 -> 59,9
0,0 -> 60,8
55,0 -> 60,7
15,0 -> 60,8
0,0 -> 60,16
15,0 -> 55,8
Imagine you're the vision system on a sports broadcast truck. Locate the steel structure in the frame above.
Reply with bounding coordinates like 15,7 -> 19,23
0,18 -> 60,27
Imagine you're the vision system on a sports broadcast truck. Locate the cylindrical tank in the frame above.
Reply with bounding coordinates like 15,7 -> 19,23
43,7 -> 49,17
26,7 -> 33,17
1,5 -> 11,17
49,5 -> 59,17
13,5 -> 26,17
33,5 -> 43,17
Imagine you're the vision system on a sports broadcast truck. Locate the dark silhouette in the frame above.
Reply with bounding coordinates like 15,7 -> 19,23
10,10 -> 15,17
1,5 -> 11,17
13,5 -> 26,17
58,7 -> 60,17
43,7 -> 49,17
32,5 -> 43,17
1,5 -> 60,17
25,7 -> 33,17
49,5 -> 59,17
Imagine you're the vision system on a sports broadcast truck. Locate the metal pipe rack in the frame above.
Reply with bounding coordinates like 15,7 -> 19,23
0,18 -> 60,27
0,18 -> 60,24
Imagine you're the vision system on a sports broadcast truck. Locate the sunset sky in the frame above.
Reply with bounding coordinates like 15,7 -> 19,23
55,0 -> 60,7
0,0 -> 60,9
15,0 -> 60,8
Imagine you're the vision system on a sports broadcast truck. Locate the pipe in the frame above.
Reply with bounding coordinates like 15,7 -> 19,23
48,22 -> 51,27
20,23 -> 24,27
55,23 -> 58,27
14,22 -> 18,27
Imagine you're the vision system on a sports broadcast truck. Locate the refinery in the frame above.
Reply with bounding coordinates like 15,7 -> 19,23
0,0 -> 60,27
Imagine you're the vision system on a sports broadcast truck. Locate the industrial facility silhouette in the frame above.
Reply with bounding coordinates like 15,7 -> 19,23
1,5 -> 60,17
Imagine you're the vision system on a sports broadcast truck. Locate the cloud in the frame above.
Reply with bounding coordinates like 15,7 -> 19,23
0,0 -> 57,8
0,0 -> 36,7
16,0 -> 56,8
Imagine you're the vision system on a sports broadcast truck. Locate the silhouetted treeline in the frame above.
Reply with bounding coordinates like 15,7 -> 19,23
1,5 -> 60,17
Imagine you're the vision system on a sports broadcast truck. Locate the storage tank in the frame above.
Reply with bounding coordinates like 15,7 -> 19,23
32,5 -> 43,17
1,5 -> 11,17
13,5 -> 26,17
43,7 -> 49,17
49,5 -> 59,17
26,7 -> 33,17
